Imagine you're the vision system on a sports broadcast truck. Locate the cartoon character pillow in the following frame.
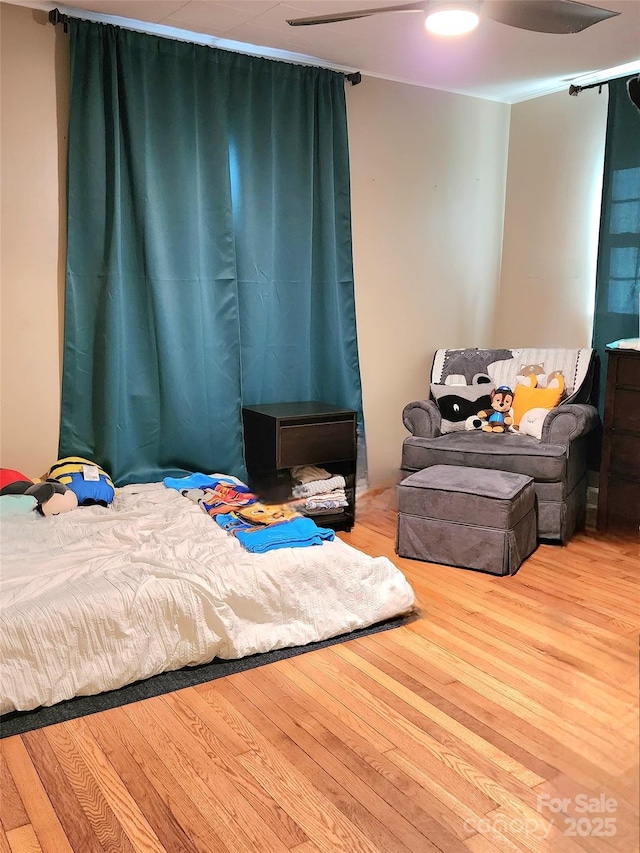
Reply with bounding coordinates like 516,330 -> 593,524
512,373 -> 565,429
430,373 -> 495,433
0,470 -> 78,516
47,457 -> 115,506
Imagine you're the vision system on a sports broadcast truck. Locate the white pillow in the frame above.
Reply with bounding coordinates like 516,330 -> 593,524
518,407 -> 549,440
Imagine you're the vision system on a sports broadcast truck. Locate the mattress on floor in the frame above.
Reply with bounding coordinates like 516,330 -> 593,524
0,482 -> 414,713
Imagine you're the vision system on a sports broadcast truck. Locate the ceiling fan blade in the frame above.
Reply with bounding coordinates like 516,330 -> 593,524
287,2 -> 425,27
482,0 -> 619,34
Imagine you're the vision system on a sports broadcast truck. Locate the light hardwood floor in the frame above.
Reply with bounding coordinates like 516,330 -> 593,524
1,489 -> 638,853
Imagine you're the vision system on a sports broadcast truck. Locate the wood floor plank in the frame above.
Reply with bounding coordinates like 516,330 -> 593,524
316,647 -> 591,843
43,723 -> 137,853
5,825 -> 42,853
407,615 -> 628,741
382,747 -> 490,844
447,678 -> 638,810
172,685 -> 258,755
205,678 -> 411,853
463,822 -> 528,853
434,605 -> 635,697
86,707 -> 229,853
0,749 -> 28,833
526,560 -> 640,611
63,717 -> 169,853
4,488 -> 638,853
404,621 -> 632,776
237,746 -> 385,853
332,642 -> 546,787
430,610 -> 631,715
351,635 -> 559,783
480,802 -> 585,853
161,690 -> 308,849
289,647 -> 500,816
151,692 -> 296,853
262,661 -> 480,843
82,710 -> 201,853
21,729 -> 105,853
533,774 -> 640,851
267,657 -> 399,753
420,605 -> 636,711
0,737 -> 74,853
123,698 -> 274,853
234,666 -> 457,853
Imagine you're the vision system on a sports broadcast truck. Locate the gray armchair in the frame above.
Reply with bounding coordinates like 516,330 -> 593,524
401,348 -> 601,542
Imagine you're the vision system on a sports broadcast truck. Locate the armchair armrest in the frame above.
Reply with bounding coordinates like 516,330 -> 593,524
403,400 -> 441,438
540,403 -> 600,445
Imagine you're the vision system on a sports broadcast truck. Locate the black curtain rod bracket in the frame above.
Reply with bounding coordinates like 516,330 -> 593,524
345,72 -> 362,86
49,8 -> 69,32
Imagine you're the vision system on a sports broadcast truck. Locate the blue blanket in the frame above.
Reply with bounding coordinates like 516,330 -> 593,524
215,512 -> 334,553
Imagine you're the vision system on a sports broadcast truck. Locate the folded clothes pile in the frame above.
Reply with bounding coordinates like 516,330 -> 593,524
164,473 -> 335,553
290,466 -> 348,516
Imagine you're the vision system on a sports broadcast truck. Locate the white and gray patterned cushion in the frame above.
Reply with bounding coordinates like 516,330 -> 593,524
487,349 -> 591,400
435,348 -> 513,385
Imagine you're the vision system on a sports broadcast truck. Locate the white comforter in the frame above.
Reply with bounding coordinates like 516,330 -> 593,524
0,482 -> 414,714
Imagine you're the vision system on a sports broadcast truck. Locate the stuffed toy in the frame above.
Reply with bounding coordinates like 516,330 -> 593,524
47,456 -> 115,506
0,468 -> 31,491
476,385 -> 515,433
26,481 -> 79,516
516,363 -> 546,387
0,494 -> 38,516
0,470 -> 37,515
0,470 -> 78,516
512,372 -> 565,429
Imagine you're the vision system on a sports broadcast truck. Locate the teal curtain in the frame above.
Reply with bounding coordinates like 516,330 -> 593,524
592,76 -> 640,414
60,20 -> 364,485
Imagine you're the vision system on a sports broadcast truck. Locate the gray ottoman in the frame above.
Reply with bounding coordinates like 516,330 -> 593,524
396,465 -> 537,575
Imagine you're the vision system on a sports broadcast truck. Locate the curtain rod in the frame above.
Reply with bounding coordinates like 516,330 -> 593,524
569,80 -> 610,96
569,73 -> 637,96
48,8 -> 362,86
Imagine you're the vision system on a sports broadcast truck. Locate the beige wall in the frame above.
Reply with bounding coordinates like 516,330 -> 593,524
1,2 -> 68,478
495,88 -> 608,348
347,77 -> 511,486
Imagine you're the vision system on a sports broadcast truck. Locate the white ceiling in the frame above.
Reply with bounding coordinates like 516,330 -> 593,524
11,0 -> 640,102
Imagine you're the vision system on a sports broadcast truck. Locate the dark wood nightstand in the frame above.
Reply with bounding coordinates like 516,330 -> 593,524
242,402 -> 357,532
597,347 -> 640,532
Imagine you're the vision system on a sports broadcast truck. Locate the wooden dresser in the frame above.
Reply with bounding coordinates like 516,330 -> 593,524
597,347 -> 640,532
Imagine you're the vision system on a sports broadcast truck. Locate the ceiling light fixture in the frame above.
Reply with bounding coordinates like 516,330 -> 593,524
425,2 -> 480,37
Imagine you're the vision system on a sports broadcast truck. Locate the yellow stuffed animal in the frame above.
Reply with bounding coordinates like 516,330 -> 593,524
48,456 -> 115,506
512,373 -> 565,430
